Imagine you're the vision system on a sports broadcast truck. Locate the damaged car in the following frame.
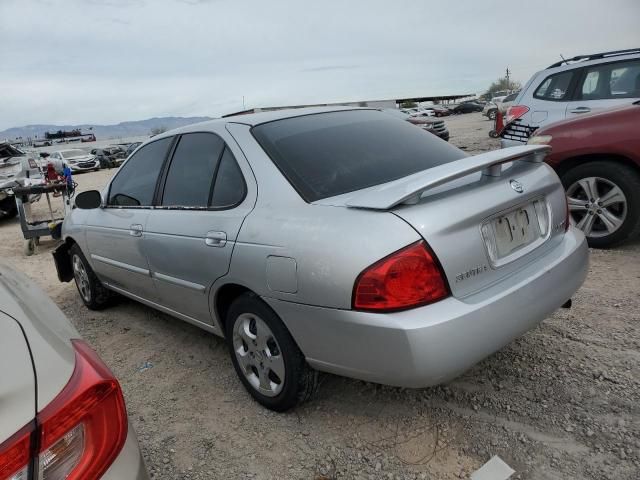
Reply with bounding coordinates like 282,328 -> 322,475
53,107 -> 588,411
0,142 -> 42,219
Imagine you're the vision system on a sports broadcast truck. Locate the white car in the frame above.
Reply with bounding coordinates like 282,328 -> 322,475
501,48 -> 640,146
49,149 -> 100,172
0,262 -> 149,479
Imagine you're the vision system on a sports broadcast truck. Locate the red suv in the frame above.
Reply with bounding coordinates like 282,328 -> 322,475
528,101 -> 640,247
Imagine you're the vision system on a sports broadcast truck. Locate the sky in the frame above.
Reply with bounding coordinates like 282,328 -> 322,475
1,0 -> 639,130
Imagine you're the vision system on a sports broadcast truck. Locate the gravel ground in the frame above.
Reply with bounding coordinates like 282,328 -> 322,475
1,113 -> 638,479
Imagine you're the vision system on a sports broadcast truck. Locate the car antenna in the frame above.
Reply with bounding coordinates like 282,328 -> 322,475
560,53 -> 567,62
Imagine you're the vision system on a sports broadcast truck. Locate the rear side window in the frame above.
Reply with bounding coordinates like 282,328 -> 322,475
579,60 -> 640,99
252,110 -> 465,202
211,148 -> 246,208
108,137 -> 173,207
161,133 -> 225,207
534,71 -> 574,101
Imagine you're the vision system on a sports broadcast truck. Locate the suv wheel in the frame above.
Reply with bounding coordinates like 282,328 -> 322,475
562,162 -> 640,248
488,109 -> 497,120
226,293 -> 318,411
70,244 -> 112,309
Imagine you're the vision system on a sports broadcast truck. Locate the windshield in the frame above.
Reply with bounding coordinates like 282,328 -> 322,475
61,149 -> 86,158
252,109 -> 465,202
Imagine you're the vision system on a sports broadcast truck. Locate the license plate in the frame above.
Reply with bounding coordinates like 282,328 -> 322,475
483,201 -> 546,262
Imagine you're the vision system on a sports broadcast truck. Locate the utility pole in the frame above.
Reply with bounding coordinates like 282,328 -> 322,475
505,67 -> 511,90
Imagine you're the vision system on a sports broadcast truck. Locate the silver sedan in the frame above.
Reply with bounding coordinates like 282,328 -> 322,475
0,263 -> 148,479
54,107 -> 588,411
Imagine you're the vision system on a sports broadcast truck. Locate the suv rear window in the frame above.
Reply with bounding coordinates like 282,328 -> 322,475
252,110 -> 465,202
534,71 -> 574,101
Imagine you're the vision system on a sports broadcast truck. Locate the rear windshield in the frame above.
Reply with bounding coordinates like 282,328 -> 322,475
252,110 -> 465,202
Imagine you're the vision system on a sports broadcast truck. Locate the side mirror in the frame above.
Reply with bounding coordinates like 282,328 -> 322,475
75,190 -> 102,209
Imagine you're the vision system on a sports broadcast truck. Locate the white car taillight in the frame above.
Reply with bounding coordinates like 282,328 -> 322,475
0,340 -> 128,480
504,105 -> 530,125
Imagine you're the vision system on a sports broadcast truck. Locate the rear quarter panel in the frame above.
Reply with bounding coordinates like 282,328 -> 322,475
540,107 -> 640,169
222,123 -> 421,311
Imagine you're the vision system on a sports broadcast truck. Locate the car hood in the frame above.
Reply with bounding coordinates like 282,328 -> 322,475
407,117 -> 438,125
0,262 -> 78,411
0,310 -> 36,443
65,155 -> 94,162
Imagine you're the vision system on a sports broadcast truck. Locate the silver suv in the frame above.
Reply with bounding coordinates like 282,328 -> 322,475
501,48 -> 640,147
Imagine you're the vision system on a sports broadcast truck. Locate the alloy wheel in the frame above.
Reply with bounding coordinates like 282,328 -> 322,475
566,176 -> 627,238
232,313 -> 285,397
72,254 -> 91,302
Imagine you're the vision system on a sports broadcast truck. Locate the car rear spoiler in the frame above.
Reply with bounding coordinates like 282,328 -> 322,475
346,145 -> 551,210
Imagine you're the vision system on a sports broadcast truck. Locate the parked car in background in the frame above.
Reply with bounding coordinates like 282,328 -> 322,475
528,102 -> 640,247
483,102 -> 499,120
501,48 -> 640,146
91,146 -> 127,168
0,262 -> 149,480
54,107 -> 587,411
385,108 -> 449,141
0,142 -> 42,218
49,149 -> 100,173
452,100 -> 484,114
483,92 -> 519,120
428,105 -> 452,117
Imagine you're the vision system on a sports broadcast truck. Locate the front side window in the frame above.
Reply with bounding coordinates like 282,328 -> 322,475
108,137 -> 173,207
161,133 -> 224,207
534,71 -> 574,101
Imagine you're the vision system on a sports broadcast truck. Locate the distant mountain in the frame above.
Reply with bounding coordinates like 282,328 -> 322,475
0,116 -> 214,141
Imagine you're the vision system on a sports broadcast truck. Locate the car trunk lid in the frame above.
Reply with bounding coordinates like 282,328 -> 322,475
0,263 -> 77,411
0,311 -> 36,445
319,146 -> 568,298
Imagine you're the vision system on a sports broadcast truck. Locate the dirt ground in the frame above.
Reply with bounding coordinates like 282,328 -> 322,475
1,113 -> 638,480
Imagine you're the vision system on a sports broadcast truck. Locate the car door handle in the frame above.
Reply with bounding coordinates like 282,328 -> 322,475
205,231 -> 227,247
129,224 -> 143,237
570,106 -> 591,114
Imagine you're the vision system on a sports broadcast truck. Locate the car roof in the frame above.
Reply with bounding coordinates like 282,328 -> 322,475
156,106 -> 371,138
543,52 -> 640,75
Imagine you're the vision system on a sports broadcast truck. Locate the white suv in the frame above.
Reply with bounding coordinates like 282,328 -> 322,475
501,48 -> 640,147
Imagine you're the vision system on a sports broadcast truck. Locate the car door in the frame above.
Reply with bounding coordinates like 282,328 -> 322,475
143,131 -> 256,324
565,59 -> 640,117
85,136 -> 174,301
528,69 -> 578,126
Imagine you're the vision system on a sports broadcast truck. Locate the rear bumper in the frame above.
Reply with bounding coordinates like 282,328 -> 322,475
103,425 -> 149,480
265,227 -> 588,388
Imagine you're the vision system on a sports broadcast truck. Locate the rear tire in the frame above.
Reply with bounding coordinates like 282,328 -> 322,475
70,244 -> 112,309
561,161 -> 640,248
488,109 -> 497,120
225,292 -> 318,411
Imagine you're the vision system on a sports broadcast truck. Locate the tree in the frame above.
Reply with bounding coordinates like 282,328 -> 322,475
399,100 -> 417,109
485,76 -> 521,99
150,126 -> 167,136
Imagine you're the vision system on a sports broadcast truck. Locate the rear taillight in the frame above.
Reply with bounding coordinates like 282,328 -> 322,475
0,423 -> 33,479
0,340 -> 127,480
505,105 -> 530,125
353,241 -> 449,312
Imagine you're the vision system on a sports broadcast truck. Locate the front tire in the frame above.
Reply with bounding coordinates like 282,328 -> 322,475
561,161 -> 640,248
70,244 -> 112,309
225,293 -> 317,411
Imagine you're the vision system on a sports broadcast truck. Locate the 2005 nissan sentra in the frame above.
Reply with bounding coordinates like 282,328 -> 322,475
53,107 -> 588,411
